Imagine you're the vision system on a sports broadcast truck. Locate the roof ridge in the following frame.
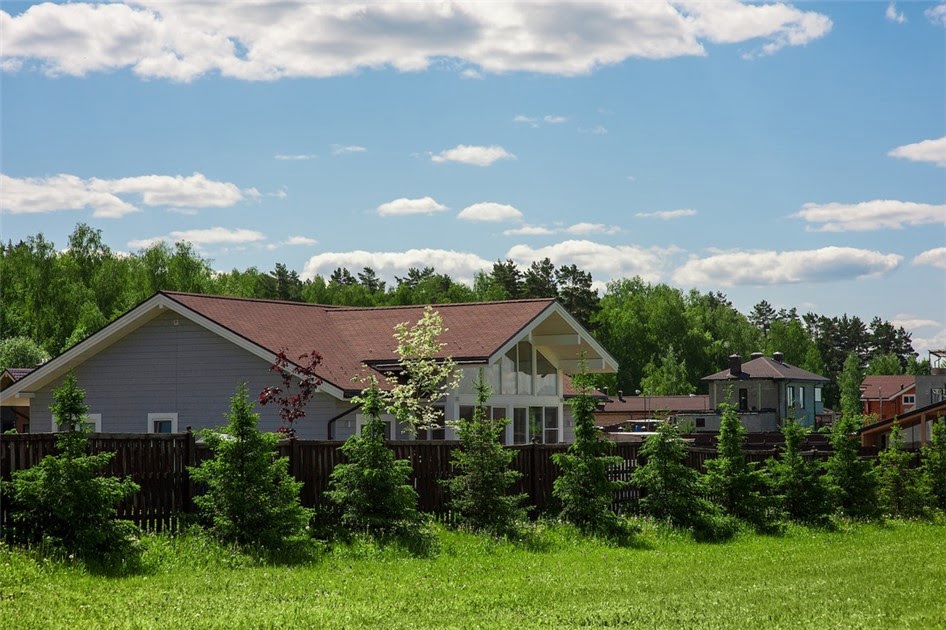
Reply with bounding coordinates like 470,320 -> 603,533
328,297 -> 557,312
161,291 -> 338,309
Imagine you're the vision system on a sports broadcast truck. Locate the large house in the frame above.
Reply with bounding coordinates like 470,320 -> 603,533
860,374 -> 946,422
677,352 -> 829,432
0,292 -> 617,444
593,394 -> 710,432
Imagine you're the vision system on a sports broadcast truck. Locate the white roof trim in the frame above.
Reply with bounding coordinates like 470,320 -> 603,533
489,302 -> 618,374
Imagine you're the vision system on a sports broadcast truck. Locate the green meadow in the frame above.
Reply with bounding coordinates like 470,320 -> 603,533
2,520 -> 944,629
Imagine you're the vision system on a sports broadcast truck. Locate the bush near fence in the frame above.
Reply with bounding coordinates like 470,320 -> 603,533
0,432 -> 897,533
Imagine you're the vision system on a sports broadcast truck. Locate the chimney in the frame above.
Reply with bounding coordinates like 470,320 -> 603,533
773,351 -> 784,363
750,352 -> 763,360
618,390 -> 625,401
729,353 -> 742,376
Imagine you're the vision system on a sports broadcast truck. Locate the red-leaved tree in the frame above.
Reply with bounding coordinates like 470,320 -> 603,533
259,349 -> 323,437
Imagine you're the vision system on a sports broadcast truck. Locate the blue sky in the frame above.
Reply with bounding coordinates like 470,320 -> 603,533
1,1 -> 944,355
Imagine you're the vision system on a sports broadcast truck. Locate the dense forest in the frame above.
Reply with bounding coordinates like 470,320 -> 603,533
0,224 -> 927,407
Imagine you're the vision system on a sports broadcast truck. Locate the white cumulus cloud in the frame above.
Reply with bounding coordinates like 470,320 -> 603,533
0,2 -> 833,82
507,239 -> 671,283
285,236 -> 319,246
672,247 -> 902,286
795,199 -> 946,231
377,196 -> 447,216
302,248 -> 492,286
913,247 -> 946,270
926,3 -> 946,26
885,3 -> 906,23
888,136 -> 946,168
635,209 -> 698,220
331,144 -> 367,155
431,145 -> 514,166
275,154 -> 316,161
0,172 -> 250,218
457,202 -> 523,222
129,227 -> 266,250
503,225 -> 555,236
564,223 -> 621,235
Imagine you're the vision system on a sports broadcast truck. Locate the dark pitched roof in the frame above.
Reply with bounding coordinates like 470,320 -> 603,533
859,375 -> 916,400
596,394 -> 710,414
703,356 -> 828,383
4,368 -> 34,382
163,292 -> 557,393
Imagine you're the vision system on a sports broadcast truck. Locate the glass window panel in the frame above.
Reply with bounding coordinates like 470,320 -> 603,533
457,368 -> 477,394
815,387 -> 823,403
787,386 -> 795,407
502,348 -> 517,395
154,420 -> 172,434
485,364 -> 501,392
517,341 -> 533,395
513,408 -> 528,444
535,349 -> 557,395
544,407 -> 559,444
798,387 -> 805,409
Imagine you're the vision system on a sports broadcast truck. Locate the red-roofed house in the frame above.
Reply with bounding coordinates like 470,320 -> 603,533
0,292 -> 617,443
860,375 -> 917,420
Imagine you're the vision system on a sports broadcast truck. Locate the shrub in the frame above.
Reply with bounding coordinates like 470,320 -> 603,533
824,414 -> 879,519
766,419 -> 832,525
325,378 -> 422,536
703,401 -> 781,532
552,371 -> 629,538
443,372 -> 526,536
4,372 -> 140,567
876,425 -> 927,518
921,417 -> 946,512
189,382 -> 312,549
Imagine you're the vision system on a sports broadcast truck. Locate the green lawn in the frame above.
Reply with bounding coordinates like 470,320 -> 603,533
2,521 -> 944,629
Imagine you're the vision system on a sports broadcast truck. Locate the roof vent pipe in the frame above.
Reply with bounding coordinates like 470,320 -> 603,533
750,352 -> 764,360
729,353 -> 742,376
618,390 -> 624,401
773,351 -> 784,363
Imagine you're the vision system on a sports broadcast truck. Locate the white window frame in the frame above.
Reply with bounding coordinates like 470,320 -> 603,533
54,413 -> 101,432
903,394 -> 915,405
148,412 -> 179,434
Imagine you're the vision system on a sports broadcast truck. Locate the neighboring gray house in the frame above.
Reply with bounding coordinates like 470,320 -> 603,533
678,352 -> 829,432
0,292 -> 617,444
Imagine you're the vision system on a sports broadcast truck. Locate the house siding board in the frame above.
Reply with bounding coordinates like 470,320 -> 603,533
30,312 -> 348,439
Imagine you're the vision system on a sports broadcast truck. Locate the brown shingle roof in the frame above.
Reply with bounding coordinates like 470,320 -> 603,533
597,394 -> 711,414
703,356 -> 828,382
859,375 -> 916,400
5,368 -> 34,381
163,292 -> 556,393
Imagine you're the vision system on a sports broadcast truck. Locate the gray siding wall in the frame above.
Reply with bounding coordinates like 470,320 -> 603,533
31,311 -> 354,439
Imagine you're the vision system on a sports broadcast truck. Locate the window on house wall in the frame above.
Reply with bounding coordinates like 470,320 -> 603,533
787,386 -> 795,408
513,408 -> 528,444
54,413 -> 102,432
518,341 -> 533,395
739,388 -> 748,412
798,387 -> 805,409
903,395 -> 915,406
356,414 -> 393,439
815,387 -> 823,403
695,417 -> 706,428
501,347 -> 518,395
544,406 -> 559,443
148,413 -> 178,434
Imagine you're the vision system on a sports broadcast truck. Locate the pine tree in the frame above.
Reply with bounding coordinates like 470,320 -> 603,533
767,419 -> 831,524
839,352 -> 865,421
876,425 -> 927,518
824,413 -> 879,519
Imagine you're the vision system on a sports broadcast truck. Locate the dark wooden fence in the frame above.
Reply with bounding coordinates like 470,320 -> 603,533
0,432 -> 887,532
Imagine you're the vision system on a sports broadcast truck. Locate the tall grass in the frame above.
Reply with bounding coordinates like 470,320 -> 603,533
1,520 -> 944,628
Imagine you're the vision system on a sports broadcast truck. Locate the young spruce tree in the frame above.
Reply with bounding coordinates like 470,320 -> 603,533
876,425 -> 927,518
824,413 -> 879,519
766,419 -> 832,525
703,400 -> 781,531
189,382 -> 312,549
6,372 -> 140,565
921,417 -> 946,512
552,369 -> 628,537
443,371 -> 526,536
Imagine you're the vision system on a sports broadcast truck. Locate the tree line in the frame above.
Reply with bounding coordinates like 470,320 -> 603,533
0,223 -> 928,408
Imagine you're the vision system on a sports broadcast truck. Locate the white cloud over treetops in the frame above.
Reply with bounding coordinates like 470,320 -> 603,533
635,209 -> 698,220
888,136 -> 946,168
508,240 -> 671,283
431,145 -> 514,166
1,1 -> 833,82
302,248 -> 492,286
0,172 -> 254,218
795,199 -> 946,231
376,196 -> 447,216
913,247 -> 946,270
457,202 -> 523,222
128,227 -> 266,250
672,247 -> 902,286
